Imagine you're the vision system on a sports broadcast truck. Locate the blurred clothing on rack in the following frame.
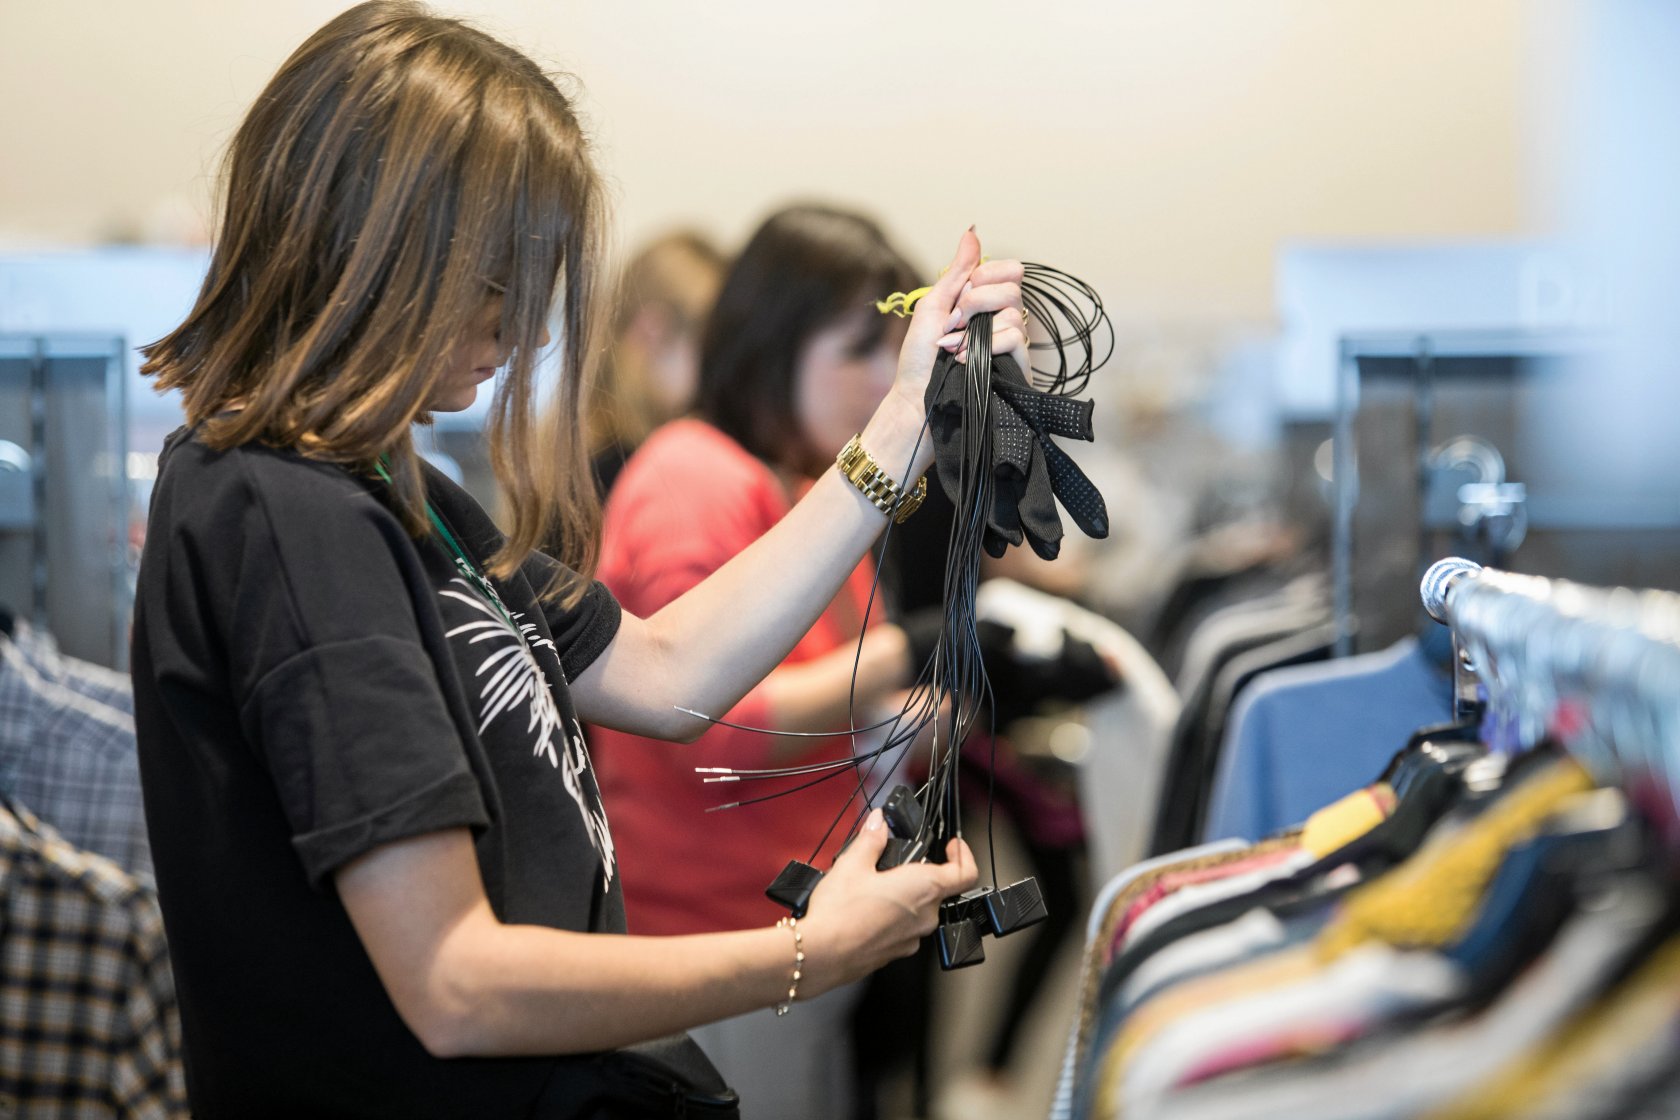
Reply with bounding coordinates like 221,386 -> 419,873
1148,576 -> 1334,856
1060,722 -> 1680,1119
0,628 -> 150,880
1203,635 -> 1454,844
972,579 -> 1178,882
5,615 -> 134,714
1079,626 -> 1181,887
0,797 -> 185,1117
1169,575 -> 1328,701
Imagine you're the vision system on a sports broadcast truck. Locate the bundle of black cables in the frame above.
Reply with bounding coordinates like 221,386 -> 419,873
897,261 -> 1110,868
698,261 -> 1112,954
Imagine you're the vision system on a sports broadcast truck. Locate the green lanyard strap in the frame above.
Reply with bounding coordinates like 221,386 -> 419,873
374,458 -> 521,635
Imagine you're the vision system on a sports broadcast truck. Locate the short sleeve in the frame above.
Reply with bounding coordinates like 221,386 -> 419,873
521,556 -> 624,681
216,453 -> 490,887
243,637 -> 490,884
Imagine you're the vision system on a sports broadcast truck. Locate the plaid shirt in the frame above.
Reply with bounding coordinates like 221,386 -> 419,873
5,625 -> 133,717
0,800 -> 185,1118
0,636 -> 150,882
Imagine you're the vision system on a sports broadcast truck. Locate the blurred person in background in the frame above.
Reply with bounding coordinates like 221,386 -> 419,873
589,204 -> 1119,1119
585,231 -> 726,494
588,205 -> 931,1120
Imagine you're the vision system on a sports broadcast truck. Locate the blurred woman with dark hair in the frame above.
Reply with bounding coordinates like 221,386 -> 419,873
590,205 -> 936,1118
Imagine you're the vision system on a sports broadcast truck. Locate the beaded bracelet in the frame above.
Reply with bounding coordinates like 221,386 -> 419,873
774,916 -> 805,1016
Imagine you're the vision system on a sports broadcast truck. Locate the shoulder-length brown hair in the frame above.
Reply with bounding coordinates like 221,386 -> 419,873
695,205 -> 917,475
141,0 -> 606,601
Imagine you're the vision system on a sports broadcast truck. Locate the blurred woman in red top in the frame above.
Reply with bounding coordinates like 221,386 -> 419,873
590,205 -> 927,1119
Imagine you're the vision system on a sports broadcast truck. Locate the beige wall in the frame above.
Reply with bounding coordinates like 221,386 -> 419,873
0,0 -> 1530,321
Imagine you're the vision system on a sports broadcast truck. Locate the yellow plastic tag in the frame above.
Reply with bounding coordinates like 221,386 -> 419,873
875,286 -> 930,318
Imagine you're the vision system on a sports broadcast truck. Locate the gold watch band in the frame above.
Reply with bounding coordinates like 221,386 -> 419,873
836,435 -> 927,524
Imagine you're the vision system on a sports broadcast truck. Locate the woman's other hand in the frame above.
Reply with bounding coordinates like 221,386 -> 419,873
795,808 -> 979,996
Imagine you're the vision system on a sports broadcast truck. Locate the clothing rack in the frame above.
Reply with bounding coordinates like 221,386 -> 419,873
0,333 -> 130,668
1422,557 -> 1680,796
1330,328 -> 1610,657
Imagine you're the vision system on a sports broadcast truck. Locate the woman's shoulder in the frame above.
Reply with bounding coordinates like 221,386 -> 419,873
159,426 -> 371,492
635,417 -> 751,459
152,426 -> 400,542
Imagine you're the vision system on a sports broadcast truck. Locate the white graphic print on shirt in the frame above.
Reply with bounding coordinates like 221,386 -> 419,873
441,579 -> 616,887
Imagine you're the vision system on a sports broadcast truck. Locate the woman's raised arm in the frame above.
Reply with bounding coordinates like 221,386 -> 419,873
571,228 -> 1027,741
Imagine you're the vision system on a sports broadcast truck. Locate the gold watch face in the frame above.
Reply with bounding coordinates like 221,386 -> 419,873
838,437 -> 868,480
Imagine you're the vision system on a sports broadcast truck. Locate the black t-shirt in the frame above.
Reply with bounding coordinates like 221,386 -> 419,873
131,427 -> 625,1119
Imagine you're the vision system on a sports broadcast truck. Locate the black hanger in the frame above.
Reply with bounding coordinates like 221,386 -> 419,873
1383,720 -> 1483,801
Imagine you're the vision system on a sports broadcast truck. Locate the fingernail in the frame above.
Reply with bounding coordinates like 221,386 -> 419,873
943,309 -> 963,332
865,808 -> 884,832
967,223 -> 976,233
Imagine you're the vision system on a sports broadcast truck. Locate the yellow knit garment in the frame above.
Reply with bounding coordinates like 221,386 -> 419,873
1316,760 -> 1592,962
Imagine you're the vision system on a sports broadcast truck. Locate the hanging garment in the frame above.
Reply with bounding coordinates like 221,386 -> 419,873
1150,563 -> 1305,683
1072,564 -> 1680,1120
1080,758 -> 1602,1119
0,798 -> 185,1118
1141,884 -> 1661,1120
1071,747 -> 1473,1117
1066,773 -> 1422,1118
1077,629 -> 1181,886
1203,636 -> 1453,844
971,580 -> 1181,885
1063,836 -> 1308,1120
1169,576 -> 1328,700
7,619 -> 134,715
1051,841 -> 1248,1120
1149,622 -> 1336,857
0,633 -> 149,880
1431,930 -> 1680,1120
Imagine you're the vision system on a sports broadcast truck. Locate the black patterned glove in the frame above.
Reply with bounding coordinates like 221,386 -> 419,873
923,345 -> 1109,561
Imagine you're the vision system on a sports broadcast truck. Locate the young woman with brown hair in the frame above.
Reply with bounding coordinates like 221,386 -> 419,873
129,3 -> 1025,1117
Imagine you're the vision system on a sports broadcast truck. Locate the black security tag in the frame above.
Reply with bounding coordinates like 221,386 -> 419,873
982,877 -> 1048,937
936,917 -> 987,970
765,859 -> 824,918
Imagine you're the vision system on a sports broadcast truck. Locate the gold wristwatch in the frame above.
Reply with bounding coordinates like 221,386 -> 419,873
836,434 -> 927,524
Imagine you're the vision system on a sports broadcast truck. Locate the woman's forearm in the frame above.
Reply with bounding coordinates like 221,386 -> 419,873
651,394 -> 930,735
572,241 -> 1027,742
339,820 -> 974,1060
434,920 -> 800,1056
